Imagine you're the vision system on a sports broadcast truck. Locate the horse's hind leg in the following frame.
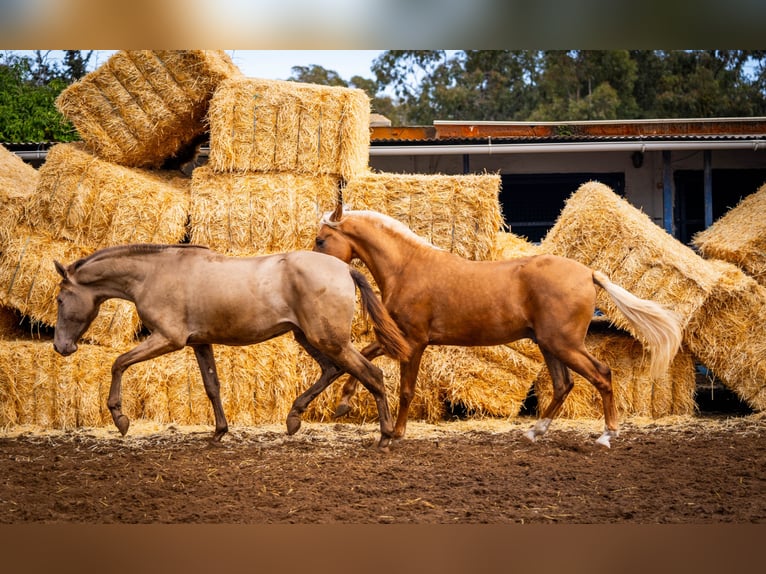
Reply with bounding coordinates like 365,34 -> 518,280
524,349 -> 574,443
192,344 -> 229,442
334,341 -> 385,418
287,331 -> 344,435
329,344 -> 395,451
549,345 -> 618,447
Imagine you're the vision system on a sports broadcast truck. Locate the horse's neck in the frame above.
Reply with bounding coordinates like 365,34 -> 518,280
348,222 -> 428,292
75,256 -> 145,302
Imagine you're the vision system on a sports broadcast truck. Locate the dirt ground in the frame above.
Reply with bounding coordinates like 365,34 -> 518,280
1,411 -> 763,524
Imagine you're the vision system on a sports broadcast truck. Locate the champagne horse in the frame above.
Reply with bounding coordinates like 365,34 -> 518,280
313,205 -> 682,447
53,244 -> 410,449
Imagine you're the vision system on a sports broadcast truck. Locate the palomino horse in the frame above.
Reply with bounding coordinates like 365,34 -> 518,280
53,244 -> 410,449
314,205 -> 682,447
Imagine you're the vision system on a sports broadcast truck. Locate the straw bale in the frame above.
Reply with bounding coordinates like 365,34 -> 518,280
692,182 -> 766,286
0,224 -> 140,347
207,77 -> 370,178
533,330 -> 696,419
24,143 -> 191,247
684,260 -> 766,411
493,231 -> 541,260
343,172 -> 504,261
189,165 -> 341,255
0,340 -> 143,429
540,181 -> 720,336
56,50 -> 240,168
0,145 -> 39,247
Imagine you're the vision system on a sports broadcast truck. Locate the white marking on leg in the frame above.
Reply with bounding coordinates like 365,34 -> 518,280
596,426 -> 618,448
524,418 -> 552,443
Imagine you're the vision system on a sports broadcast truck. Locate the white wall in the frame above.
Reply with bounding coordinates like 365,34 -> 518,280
369,148 -> 766,225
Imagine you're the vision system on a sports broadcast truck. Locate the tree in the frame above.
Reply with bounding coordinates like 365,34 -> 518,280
0,50 -> 95,142
289,63 -> 405,125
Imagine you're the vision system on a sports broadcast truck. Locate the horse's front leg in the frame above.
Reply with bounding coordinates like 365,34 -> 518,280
192,344 -> 229,442
108,334 -> 181,436
393,345 -> 425,439
333,341 -> 385,418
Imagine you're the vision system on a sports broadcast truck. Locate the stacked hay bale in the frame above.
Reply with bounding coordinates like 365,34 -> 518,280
56,50 -> 240,168
541,181 -> 765,412
188,76 -> 372,424
692,182 -> 766,287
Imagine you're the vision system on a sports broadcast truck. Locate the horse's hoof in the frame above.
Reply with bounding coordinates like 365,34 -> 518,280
377,440 -> 391,454
333,403 -> 351,419
116,415 -> 130,436
523,429 -> 537,443
595,433 -> 612,448
286,414 -> 301,436
211,428 -> 227,442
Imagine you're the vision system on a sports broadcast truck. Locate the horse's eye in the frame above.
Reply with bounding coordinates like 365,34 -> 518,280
315,237 -> 325,247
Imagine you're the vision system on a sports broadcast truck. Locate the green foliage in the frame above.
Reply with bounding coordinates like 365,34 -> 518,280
0,51 -> 91,142
371,50 -> 766,125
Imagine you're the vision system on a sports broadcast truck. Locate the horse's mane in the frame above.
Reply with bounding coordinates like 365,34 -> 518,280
322,210 -> 439,250
72,244 -> 209,272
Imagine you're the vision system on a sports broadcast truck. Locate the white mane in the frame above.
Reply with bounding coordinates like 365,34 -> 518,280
320,209 -> 440,250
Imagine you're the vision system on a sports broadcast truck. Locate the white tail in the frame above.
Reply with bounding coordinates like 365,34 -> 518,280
592,271 -> 682,379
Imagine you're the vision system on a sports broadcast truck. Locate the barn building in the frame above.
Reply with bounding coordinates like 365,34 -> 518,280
366,117 -> 766,244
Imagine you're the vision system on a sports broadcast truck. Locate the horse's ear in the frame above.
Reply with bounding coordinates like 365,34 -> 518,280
54,260 -> 68,280
329,202 -> 344,222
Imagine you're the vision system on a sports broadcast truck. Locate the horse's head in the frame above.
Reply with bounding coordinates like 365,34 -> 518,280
53,260 -> 100,356
314,203 -> 355,263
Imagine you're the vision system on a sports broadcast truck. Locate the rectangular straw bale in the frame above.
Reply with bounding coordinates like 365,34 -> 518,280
190,165 -> 341,255
684,260 -> 766,411
540,181 -> 720,336
533,330 -> 696,419
0,340 -> 142,429
692,182 -> 766,286
25,143 -> 191,247
56,50 -> 240,168
343,172 -> 504,261
0,225 -> 140,347
207,77 -> 370,178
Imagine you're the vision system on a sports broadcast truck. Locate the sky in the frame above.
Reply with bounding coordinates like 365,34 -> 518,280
8,49 -> 384,82
69,50 -> 383,83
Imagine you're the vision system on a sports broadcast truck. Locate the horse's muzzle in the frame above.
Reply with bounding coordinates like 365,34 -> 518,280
53,341 -> 77,356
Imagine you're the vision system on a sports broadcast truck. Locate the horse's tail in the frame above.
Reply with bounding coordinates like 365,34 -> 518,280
350,269 -> 411,361
592,271 -> 682,379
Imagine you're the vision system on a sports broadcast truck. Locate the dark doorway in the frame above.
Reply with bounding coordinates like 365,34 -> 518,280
674,168 -> 766,244
500,173 -> 626,242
